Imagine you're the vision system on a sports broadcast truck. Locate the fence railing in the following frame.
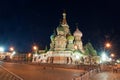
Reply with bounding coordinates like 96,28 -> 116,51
72,68 -> 100,80
0,65 -> 23,80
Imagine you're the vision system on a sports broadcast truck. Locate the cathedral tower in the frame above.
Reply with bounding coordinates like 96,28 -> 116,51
73,27 -> 84,52
61,12 -> 70,36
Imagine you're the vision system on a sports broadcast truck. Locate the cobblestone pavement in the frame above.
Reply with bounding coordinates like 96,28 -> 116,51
0,65 -> 23,80
1,62 -> 85,80
0,67 -> 19,80
90,71 -> 120,80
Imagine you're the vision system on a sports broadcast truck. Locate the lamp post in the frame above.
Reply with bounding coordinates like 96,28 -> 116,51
101,42 -> 112,63
32,45 -> 38,63
32,45 -> 38,57
110,53 -> 115,63
9,47 -> 15,61
104,42 -> 112,57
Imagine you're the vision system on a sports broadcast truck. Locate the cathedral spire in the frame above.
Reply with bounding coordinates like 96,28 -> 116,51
62,11 -> 67,25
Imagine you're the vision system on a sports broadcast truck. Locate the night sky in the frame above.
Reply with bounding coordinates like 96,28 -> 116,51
0,0 -> 120,57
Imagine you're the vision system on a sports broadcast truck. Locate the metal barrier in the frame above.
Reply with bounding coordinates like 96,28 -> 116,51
0,65 -> 23,80
73,68 -> 99,80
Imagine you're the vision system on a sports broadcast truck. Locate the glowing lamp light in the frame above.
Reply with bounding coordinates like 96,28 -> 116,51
74,45 -> 78,50
28,53 -> 31,57
10,51 -> 16,59
11,51 -> 16,56
33,46 -> 38,50
111,53 -> 115,58
0,47 -> 4,52
76,55 -> 80,59
101,52 -> 108,62
105,42 -> 111,48
101,54 -> 106,61
109,58 -> 112,61
10,47 -> 14,51
116,60 -> 120,63
34,54 -> 38,57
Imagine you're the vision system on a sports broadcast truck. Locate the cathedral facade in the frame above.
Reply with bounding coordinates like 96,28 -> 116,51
49,12 -> 84,52
32,12 -> 98,64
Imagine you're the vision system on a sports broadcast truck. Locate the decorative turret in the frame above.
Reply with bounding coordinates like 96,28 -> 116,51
50,35 -> 55,41
56,23 -> 65,35
73,27 -> 83,38
67,35 -> 74,50
73,27 -> 84,53
54,22 -> 67,51
50,30 -> 56,50
67,35 -> 74,41
62,12 -> 67,25
50,30 -> 56,41
61,12 -> 70,36
57,24 -> 64,31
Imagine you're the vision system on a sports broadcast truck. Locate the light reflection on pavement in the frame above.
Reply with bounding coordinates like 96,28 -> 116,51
1,62 -> 85,80
90,72 -> 120,80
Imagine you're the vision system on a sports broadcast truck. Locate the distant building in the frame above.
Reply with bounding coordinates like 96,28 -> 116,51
0,52 -> 28,62
0,52 -> 11,60
12,53 -> 27,62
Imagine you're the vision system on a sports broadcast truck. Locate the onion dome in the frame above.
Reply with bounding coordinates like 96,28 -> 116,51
50,30 -> 56,41
67,35 -> 74,41
57,24 -> 64,32
50,34 -> 55,41
73,27 -> 82,37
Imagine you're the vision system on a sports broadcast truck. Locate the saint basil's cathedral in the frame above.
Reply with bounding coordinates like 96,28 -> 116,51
32,12 -> 99,64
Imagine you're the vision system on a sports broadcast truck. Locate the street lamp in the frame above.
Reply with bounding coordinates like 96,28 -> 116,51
9,47 -> 16,59
103,42 -> 112,57
105,42 -> 111,48
110,53 -> 115,58
110,53 -> 115,64
28,53 -> 31,58
9,47 -> 14,52
32,45 -> 38,55
0,47 -> 4,52
101,51 -> 108,62
33,46 -> 38,51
